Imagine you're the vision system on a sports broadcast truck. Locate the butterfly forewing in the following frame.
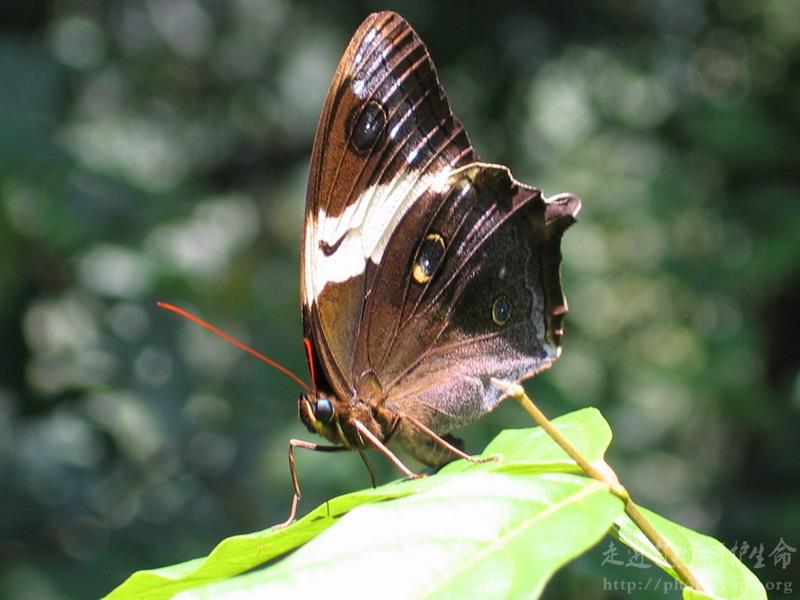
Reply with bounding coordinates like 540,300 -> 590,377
302,11 -> 478,397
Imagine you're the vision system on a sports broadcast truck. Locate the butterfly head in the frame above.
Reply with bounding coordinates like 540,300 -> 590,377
298,392 -> 337,438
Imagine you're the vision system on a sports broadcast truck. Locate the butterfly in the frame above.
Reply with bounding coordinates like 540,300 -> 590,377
277,11 -> 583,522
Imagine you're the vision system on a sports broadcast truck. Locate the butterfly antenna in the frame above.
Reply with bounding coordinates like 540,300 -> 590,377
157,302 -> 310,392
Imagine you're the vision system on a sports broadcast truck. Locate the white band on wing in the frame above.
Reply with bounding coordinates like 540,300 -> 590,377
303,166 -> 451,305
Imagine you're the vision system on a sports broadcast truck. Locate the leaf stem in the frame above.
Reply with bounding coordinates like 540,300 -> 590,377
492,379 -> 705,592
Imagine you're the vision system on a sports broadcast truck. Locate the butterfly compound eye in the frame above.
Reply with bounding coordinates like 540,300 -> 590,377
314,398 -> 334,423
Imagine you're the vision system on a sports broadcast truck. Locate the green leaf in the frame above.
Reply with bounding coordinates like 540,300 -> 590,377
683,589 -> 725,600
613,507 -> 766,600
105,407 -> 766,599
106,408 -> 615,599
104,485 -> 415,600
442,406 -> 613,476
181,473 -> 622,599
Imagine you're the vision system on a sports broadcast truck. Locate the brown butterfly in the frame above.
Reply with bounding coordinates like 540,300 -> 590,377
284,11 -> 582,523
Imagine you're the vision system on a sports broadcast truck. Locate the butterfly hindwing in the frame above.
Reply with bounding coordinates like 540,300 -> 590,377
349,164 -> 579,464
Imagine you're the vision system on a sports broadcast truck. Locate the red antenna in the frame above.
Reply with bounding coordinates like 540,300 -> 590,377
157,302 -> 310,392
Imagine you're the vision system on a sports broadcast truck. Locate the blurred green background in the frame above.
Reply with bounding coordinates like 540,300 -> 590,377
1,0 -> 798,598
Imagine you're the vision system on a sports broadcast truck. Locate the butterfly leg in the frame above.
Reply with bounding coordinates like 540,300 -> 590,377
275,439 -> 348,529
356,448 -> 378,488
352,420 -> 424,480
400,412 -> 496,464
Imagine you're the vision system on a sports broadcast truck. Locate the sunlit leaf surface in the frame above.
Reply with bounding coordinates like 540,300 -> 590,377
107,409 -> 765,599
